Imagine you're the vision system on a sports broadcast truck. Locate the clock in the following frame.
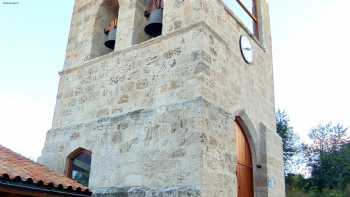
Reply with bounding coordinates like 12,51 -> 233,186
239,35 -> 254,64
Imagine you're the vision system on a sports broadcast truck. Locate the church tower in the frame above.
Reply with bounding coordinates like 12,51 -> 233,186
39,0 -> 285,196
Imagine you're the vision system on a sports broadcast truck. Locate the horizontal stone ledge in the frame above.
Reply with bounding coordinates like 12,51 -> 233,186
59,21 -> 234,76
49,96 -> 234,132
92,186 -> 200,197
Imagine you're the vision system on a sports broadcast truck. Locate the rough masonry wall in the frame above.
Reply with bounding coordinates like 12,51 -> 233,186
198,1 -> 285,195
40,0 -> 285,196
64,0 -> 151,69
41,98 -> 209,194
200,0 -> 275,133
39,25 -> 227,195
52,26 -> 208,129
64,0 -> 96,68
199,102 -> 237,197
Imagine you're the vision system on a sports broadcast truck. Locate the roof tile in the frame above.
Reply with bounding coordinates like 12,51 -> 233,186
0,145 -> 90,193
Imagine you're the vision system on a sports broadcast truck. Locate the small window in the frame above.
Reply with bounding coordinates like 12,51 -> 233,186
224,0 -> 259,38
66,148 -> 92,186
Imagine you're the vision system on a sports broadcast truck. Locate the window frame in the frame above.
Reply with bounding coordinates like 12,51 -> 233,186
65,148 -> 92,185
225,0 -> 260,39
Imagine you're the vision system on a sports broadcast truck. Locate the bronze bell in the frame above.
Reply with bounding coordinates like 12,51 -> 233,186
144,9 -> 163,37
104,28 -> 117,49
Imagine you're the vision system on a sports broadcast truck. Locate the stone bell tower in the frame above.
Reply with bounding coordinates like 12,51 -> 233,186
39,0 -> 285,196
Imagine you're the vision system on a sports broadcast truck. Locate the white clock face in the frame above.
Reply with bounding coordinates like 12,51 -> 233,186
240,35 -> 254,64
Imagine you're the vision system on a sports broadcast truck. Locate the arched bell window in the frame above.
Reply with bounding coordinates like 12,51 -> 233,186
66,148 -> 92,186
224,0 -> 259,39
90,0 -> 120,59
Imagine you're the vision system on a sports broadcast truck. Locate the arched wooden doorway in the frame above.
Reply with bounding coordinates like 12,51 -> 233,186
235,121 -> 254,197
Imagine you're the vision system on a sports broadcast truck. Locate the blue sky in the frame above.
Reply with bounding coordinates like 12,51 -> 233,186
0,0 -> 349,159
0,0 -> 74,159
271,0 -> 350,141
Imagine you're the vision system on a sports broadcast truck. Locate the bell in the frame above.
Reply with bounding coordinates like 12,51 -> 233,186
144,9 -> 163,37
104,28 -> 117,49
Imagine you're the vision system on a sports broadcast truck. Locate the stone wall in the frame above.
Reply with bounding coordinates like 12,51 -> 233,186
52,26 -> 205,129
40,0 -> 285,196
64,0 -> 153,69
42,98 -> 208,192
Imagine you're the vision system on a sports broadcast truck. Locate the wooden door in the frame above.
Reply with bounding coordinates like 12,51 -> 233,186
235,121 -> 254,197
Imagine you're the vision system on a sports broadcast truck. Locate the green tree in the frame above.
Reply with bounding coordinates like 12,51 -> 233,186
304,123 -> 349,192
311,143 -> 350,192
275,110 -> 302,175
304,123 -> 349,169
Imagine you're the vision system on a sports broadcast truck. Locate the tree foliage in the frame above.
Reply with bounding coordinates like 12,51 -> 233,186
275,111 -> 350,196
275,110 -> 301,174
304,123 -> 349,163
303,123 -> 349,190
287,143 -> 350,197
284,121 -> 350,196
309,142 -> 350,192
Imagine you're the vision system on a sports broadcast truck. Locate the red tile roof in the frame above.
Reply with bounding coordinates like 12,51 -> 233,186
0,145 -> 91,194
